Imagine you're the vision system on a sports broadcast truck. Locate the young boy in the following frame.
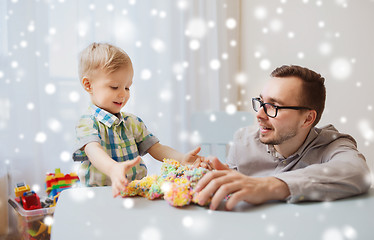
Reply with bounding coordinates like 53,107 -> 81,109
73,42 -> 202,197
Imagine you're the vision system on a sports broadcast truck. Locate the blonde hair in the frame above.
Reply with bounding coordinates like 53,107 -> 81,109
78,42 -> 132,80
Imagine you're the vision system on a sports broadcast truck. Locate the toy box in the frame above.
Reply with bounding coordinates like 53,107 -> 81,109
7,169 -> 79,239
8,197 -> 54,240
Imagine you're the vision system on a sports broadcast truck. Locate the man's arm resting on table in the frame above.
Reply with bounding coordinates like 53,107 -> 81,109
195,169 -> 290,210
275,159 -> 372,203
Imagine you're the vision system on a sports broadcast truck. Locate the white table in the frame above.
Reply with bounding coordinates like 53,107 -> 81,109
51,187 -> 374,240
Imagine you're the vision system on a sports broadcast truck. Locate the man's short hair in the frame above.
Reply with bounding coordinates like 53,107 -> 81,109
78,42 -> 131,80
271,65 -> 326,127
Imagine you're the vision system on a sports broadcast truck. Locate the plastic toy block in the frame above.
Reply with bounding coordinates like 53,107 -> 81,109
45,168 -> 80,197
21,191 -> 42,210
14,182 -> 30,197
27,220 -> 47,237
49,192 -> 60,207
54,168 -> 64,178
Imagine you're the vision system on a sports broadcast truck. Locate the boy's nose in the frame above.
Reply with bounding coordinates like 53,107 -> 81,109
118,88 -> 126,98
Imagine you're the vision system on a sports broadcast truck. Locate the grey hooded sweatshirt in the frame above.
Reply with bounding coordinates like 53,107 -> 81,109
227,124 -> 372,203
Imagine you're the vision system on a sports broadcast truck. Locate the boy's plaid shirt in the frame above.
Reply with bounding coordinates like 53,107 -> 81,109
73,104 -> 159,186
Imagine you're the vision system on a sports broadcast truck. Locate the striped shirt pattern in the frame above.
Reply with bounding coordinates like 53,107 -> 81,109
73,104 -> 159,187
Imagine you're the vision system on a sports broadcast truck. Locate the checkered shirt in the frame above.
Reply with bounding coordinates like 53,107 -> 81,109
73,104 -> 159,186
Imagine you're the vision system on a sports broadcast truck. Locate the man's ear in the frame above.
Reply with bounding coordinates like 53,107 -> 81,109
82,77 -> 92,93
303,110 -> 317,128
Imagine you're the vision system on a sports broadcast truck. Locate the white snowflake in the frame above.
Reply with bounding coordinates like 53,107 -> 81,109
140,69 -> 152,80
319,42 -> 332,55
186,18 -> 207,39
35,132 -> 47,143
43,216 -> 54,226
11,61 -> 18,68
122,198 -> 134,209
358,119 -> 374,142
269,19 -> 283,32
151,38 -> 166,53
48,118 -> 62,132
260,59 -> 271,70
209,59 -> 221,70
189,39 -> 200,50
60,151 -> 70,162
69,91 -> 80,102
177,0 -> 189,10
45,83 -> 56,95
159,89 -> 172,101
182,216 -> 193,228
209,113 -> 217,122
235,72 -> 248,85
254,6 -> 267,20
140,227 -> 162,240
226,18 -> 237,29
26,102 -> 35,110
226,104 -> 237,115
322,227 -> 343,240
330,58 -> 352,80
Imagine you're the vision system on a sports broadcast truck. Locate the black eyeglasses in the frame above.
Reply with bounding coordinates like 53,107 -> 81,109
252,97 -> 312,118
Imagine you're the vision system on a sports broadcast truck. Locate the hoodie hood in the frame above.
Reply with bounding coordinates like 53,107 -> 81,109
293,124 -> 357,158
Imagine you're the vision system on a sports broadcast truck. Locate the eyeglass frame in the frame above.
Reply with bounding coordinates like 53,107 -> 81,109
252,97 -> 312,118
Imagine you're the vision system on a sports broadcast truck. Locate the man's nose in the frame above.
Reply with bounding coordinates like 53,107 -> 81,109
256,105 -> 268,119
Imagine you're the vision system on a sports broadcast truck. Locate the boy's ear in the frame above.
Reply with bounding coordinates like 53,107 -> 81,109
82,77 -> 92,93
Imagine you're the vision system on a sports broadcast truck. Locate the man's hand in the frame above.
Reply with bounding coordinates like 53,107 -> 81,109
192,157 -> 213,170
195,159 -> 290,210
110,156 -> 142,197
192,156 -> 229,171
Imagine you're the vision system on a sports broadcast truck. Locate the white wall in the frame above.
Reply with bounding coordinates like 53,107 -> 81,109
240,0 -> 374,173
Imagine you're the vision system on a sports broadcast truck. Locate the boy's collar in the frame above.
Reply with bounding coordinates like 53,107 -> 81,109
89,103 -> 124,127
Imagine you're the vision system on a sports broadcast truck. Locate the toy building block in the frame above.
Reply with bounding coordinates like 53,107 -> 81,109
14,182 -> 30,197
45,168 -> 79,197
27,220 -> 47,237
49,192 -> 60,208
21,191 -> 42,210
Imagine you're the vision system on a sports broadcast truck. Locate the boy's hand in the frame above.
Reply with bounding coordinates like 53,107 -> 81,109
192,156 -> 229,171
110,156 -> 142,197
192,157 -> 214,171
181,147 -> 202,165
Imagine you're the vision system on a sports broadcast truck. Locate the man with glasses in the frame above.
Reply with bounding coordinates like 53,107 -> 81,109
195,65 -> 372,210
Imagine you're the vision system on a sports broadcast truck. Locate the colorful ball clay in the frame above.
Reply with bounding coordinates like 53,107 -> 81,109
121,158 -> 210,207
164,181 -> 191,207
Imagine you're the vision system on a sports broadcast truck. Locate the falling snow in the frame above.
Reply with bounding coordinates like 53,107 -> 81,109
330,58 -> 352,80
1,3 -> 373,239
60,151 -> 70,162
35,132 -> 47,143
186,18 -> 208,39
140,227 -> 162,240
189,39 -> 200,50
226,18 -> 237,29
140,69 -> 152,80
123,198 -> 135,209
